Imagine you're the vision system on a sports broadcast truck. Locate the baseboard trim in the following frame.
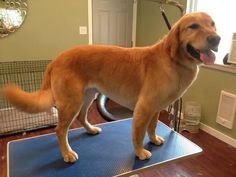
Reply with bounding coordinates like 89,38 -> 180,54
200,123 -> 236,148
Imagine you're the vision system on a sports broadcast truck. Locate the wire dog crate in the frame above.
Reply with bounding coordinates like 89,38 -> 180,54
0,60 -> 58,136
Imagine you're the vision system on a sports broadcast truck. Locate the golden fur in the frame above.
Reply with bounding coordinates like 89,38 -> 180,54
1,12 -> 220,163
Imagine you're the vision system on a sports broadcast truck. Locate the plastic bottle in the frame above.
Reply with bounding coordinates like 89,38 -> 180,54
184,101 -> 201,126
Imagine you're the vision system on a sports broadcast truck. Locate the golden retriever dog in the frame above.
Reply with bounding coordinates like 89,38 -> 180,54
1,12 -> 220,163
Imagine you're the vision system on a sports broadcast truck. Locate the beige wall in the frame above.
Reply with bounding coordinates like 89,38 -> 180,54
0,0 -> 89,61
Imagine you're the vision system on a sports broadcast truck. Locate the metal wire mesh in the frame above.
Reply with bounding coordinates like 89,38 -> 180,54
0,60 -> 58,136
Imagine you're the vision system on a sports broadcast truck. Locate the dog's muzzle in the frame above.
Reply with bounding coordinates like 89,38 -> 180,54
186,34 -> 221,65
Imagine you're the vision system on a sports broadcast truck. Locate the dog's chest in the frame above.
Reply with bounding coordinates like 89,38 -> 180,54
154,68 -> 198,109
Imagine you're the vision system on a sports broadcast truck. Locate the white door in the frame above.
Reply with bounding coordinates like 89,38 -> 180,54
92,0 -> 133,47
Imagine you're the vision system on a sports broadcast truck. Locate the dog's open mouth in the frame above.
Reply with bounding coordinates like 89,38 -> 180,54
186,44 -> 216,64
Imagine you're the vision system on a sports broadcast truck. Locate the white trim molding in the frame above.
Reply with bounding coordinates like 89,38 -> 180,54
132,0 -> 138,47
203,64 -> 236,74
88,0 -> 93,44
200,123 -> 236,148
186,0 -> 198,13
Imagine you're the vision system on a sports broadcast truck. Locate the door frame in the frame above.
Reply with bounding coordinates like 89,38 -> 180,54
88,0 -> 137,47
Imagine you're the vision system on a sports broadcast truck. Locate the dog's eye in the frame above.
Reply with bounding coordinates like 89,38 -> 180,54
211,21 -> 215,27
188,23 -> 200,29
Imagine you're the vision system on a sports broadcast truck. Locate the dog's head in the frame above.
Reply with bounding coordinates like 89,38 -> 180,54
165,12 -> 220,65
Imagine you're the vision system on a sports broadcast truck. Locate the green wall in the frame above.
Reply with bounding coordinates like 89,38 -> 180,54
0,0 -> 88,61
0,0 -> 186,60
136,0 -> 186,46
184,67 -> 236,139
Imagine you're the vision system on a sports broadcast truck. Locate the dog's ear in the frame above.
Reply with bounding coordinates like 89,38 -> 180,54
164,23 -> 180,58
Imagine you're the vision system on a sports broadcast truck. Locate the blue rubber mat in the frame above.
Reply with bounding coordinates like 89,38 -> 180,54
8,119 -> 202,177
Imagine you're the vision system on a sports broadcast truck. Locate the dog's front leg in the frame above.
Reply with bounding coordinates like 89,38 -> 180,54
132,101 -> 156,160
147,112 -> 164,145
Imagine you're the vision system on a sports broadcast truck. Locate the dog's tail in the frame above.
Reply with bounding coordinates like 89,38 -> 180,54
0,63 -> 54,113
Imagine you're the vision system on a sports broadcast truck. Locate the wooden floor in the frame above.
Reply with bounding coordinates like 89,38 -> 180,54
1,102 -> 236,177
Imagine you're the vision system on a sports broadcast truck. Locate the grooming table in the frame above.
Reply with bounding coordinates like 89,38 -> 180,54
8,119 -> 202,177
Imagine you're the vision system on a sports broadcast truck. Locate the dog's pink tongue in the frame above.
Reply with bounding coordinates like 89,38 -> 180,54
200,51 -> 215,64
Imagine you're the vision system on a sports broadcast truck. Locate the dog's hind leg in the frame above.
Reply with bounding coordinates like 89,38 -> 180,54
147,112 -> 164,145
78,89 -> 102,134
55,89 -> 84,163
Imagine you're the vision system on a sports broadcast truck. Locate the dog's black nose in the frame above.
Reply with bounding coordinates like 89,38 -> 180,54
207,35 -> 221,47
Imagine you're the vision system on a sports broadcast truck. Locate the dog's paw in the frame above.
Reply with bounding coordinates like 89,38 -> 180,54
136,148 -> 152,160
150,135 -> 164,145
87,126 -> 102,135
63,150 -> 78,163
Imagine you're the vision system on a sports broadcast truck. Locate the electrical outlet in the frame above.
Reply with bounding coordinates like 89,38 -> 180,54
79,26 -> 87,35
